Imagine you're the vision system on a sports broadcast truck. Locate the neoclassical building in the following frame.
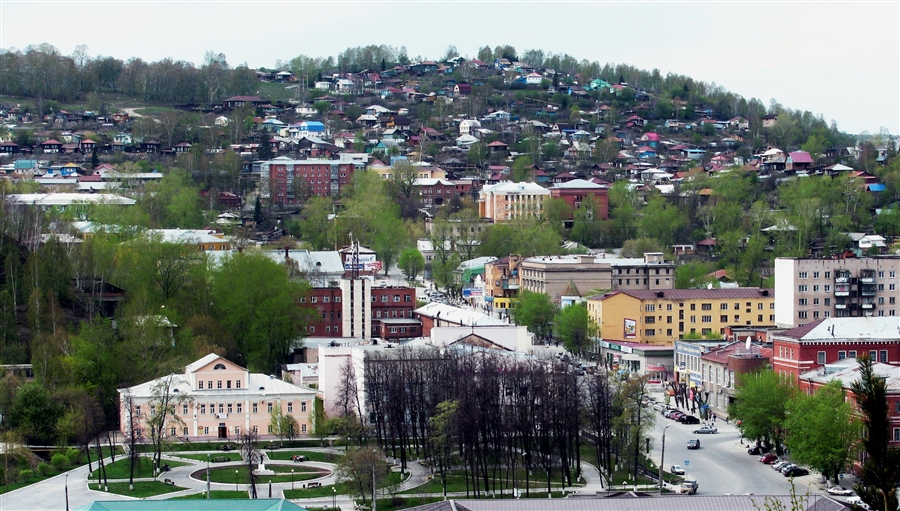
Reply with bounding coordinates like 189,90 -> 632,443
119,354 -> 321,441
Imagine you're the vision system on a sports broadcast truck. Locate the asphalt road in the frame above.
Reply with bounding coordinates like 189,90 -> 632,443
646,405 -> 825,497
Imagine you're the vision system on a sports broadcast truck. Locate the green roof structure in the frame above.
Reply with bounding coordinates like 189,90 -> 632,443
74,499 -> 306,511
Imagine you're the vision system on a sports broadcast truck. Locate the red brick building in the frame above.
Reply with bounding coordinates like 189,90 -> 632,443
261,158 -> 355,205
549,178 -> 609,220
771,317 -> 900,379
302,284 -> 419,340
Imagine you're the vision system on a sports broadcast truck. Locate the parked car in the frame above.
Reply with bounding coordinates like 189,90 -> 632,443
772,461 -> 789,471
687,439 -> 700,450
827,486 -> 854,496
759,453 -> 778,464
679,415 -> 701,425
670,464 -> 685,475
747,445 -> 769,455
783,467 -> 809,477
779,464 -> 797,474
846,497 -> 871,510
693,425 -> 717,434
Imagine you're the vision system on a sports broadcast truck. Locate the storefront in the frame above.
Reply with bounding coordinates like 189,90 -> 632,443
597,340 -> 673,384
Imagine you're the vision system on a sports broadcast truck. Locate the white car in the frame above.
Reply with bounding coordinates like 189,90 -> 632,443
671,464 -> 685,475
827,486 -> 854,496
693,425 -> 718,434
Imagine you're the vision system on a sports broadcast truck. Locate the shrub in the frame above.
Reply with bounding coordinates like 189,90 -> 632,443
18,469 -> 33,482
66,447 -> 82,464
51,453 -> 70,470
37,462 -> 53,476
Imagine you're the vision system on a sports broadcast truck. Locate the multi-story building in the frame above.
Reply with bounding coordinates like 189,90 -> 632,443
260,157 -> 355,205
588,288 -> 775,346
119,354 -> 321,441
483,255 -> 525,310
771,317 -> 900,379
414,178 -> 458,208
478,181 -> 549,222
548,179 -> 609,220
774,256 -> 900,328
519,252 -> 675,300
302,281 -> 419,340
695,341 -> 772,416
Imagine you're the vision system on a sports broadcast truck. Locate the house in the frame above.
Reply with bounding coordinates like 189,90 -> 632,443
549,179 -> 609,220
113,133 -> 132,145
0,141 -> 17,154
454,83 -> 472,96
786,151 -> 814,171
525,72 -> 543,85
334,78 -> 355,93
761,114 -> 778,129
414,178 -> 457,208
173,142 -> 192,153
140,140 -> 161,153
260,157 -> 356,204
40,139 -> 62,154
222,96 -> 265,109
118,354 -> 321,441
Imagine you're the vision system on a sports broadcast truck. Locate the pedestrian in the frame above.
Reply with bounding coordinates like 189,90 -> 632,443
712,413 -> 716,423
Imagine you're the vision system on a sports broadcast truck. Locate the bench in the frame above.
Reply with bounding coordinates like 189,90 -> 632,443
305,481 -> 322,488
164,478 -> 174,485
212,456 -> 228,463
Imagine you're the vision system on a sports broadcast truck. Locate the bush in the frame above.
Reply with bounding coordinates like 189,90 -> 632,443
18,469 -> 33,482
66,447 -> 82,464
51,453 -> 70,470
37,462 -> 53,476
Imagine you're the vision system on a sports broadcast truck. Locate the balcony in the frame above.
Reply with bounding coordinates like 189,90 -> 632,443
502,283 -> 519,290
861,303 -> 875,309
835,277 -> 850,284
859,277 -> 876,284
835,304 -> 847,309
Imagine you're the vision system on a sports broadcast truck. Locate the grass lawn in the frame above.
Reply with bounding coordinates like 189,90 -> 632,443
171,490 -> 248,499
265,450 -> 342,463
105,481 -> 186,498
133,106 -> 179,115
196,465 -> 329,484
401,472 -> 568,496
90,457 -> 188,480
179,453 -> 243,463
283,472 -> 403,499
0,446 -> 124,495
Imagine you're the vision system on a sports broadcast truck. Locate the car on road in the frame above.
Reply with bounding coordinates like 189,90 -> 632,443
687,439 -> 700,449
747,445 -> 770,455
827,486 -> 854,496
772,461 -> 789,471
759,453 -> 778,464
693,425 -> 717,434
671,464 -> 685,475
679,415 -> 701,424
783,466 -> 809,477
846,497 -> 871,510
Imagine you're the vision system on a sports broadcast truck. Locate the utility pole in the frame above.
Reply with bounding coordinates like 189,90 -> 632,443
372,449 -> 377,511
659,424 -> 671,494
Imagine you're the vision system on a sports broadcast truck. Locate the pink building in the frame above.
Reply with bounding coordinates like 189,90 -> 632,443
119,354 -> 321,442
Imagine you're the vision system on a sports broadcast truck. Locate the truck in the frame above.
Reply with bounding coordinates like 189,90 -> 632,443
680,479 -> 698,495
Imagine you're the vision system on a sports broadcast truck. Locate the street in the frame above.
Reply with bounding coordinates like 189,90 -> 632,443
647,401 -> 825,497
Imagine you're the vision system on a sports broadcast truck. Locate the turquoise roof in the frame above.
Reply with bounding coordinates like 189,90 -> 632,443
74,499 -> 307,511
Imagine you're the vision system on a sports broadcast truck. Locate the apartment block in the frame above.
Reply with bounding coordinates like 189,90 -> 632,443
260,157 -> 355,205
774,257 -> 900,328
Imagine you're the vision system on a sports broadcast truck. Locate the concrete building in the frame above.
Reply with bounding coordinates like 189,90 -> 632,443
588,288 -> 775,346
696,341 -> 772,416
414,302 -> 506,336
520,252 -> 675,301
771,317 -> 900,379
478,181 -> 549,222
548,178 -> 609,220
483,255 -> 525,310
301,281 -> 419,341
259,157 -> 355,205
774,256 -> 900,328
597,339 -> 673,384
118,354 -> 321,441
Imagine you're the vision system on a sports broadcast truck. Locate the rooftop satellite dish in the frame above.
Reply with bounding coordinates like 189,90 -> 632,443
707,282 -> 713,290
745,337 -> 751,351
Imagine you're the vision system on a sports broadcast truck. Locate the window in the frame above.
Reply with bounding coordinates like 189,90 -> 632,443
758,315 -> 763,322
645,316 -> 656,324
892,271 -> 897,278
381,295 -> 388,302
895,401 -> 900,414
798,311 -> 808,319
813,285 -> 820,292
288,402 -> 293,413
799,298 -> 808,306
894,428 -> 900,443
825,271 -> 831,278
236,380 -> 241,389
690,304 -> 696,311
645,329 -> 656,336
734,315 -> 740,322
252,425 -> 258,433
198,381 -> 204,390
208,381 -> 212,389
849,350 -> 857,358
690,315 -> 696,323
301,424 -> 308,433
645,304 -> 656,312
217,381 -> 222,389
721,303 -> 728,310
813,311 -> 820,319
825,298 -> 831,306
200,404 -> 206,414
825,285 -> 831,292
880,350 -> 888,362
701,315 -> 712,323
235,426 -> 240,434
311,296 -> 317,303
813,298 -> 820,305
136,428 -> 143,438
817,351 -> 826,364
758,303 -> 764,310
770,315 -> 775,321
227,380 -> 232,389
701,303 -> 712,311
183,404 -> 188,415
183,427 -> 189,436
218,403 -> 224,414
252,403 -> 258,413
892,284 -> 897,291
226,403 -> 232,414
720,315 -> 728,322
323,296 -> 330,303
268,425 -> 273,433
267,402 -> 273,413
813,272 -> 820,278
838,351 -> 846,360
301,401 -> 308,412
237,403 -> 242,413
799,272 -> 808,279
735,303 -> 740,310
798,285 -> 808,292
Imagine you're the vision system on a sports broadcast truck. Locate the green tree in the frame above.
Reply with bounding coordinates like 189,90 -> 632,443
510,155 -> 533,182
5,382 -> 63,444
554,302 -> 592,355
785,380 -> 860,484
569,196 -> 604,248
211,252 -> 312,372
674,261 -> 717,289
428,400 -> 459,499
621,237 -> 663,258
511,290 -> 557,342
335,448 -> 389,506
298,196 -> 334,250
728,368 -> 795,452
398,248 -> 425,283
850,355 -> 900,511
636,194 -> 687,246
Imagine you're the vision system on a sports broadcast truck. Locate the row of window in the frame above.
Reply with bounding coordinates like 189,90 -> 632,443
799,309 -> 897,319
799,271 -> 897,279
156,422 -> 311,438
189,400 -> 307,415
198,380 -> 241,390
817,350 -> 888,364
615,267 -> 673,275
799,283 -> 897,292
644,314 -> 773,324
644,302 -> 772,312
644,327 -> 725,337
300,294 -> 413,304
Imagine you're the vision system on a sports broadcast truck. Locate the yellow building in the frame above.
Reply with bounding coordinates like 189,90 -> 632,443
478,181 -> 549,222
370,162 -> 446,180
587,288 -> 774,346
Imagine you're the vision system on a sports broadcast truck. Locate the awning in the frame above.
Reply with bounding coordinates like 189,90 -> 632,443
647,364 -> 667,372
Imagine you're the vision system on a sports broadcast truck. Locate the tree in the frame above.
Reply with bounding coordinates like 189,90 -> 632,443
298,196 -> 334,250
554,302 -> 592,355
336,448 -> 389,506
674,261 -> 716,289
5,382 -> 63,444
398,248 -> 425,283
428,399 -> 459,499
728,368 -> 795,452
511,290 -> 557,342
146,374 -> 192,475
850,355 -> 900,511
785,380 -> 860,484
621,237 -> 663,258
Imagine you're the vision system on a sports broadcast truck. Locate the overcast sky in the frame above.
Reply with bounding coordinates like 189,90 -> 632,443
1,1 -> 898,135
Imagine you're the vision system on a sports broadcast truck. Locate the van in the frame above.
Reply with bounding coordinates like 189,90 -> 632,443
680,479 -> 698,495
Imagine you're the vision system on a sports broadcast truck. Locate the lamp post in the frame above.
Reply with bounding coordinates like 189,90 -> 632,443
659,424 -> 671,494
291,469 -> 295,490
332,486 -> 336,510
206,454 -> 210,499
372,449 -> 377,511
235,469 -> 239,491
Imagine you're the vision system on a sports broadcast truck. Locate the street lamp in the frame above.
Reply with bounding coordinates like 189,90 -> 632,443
372,449 -> 377,511
206,454 -> 210,499
659,424 -> 671,494
333,486 -> 336,510
235,469 -> 239,491
291,469 -> 295,490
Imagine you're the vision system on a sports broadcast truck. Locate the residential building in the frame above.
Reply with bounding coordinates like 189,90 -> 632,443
774,256 -> 900,328
484,255 -> 525,310
118,354 -> 321,441
414,302 -> 506,336
301,281 -> 419,340
597,340 -> 673,384
519,252 -> 676,301
588,288 -> 775,346
771,317 -> 900,379
478,181 -> 549,222
548,179 -> 609,220
695,341 -> 772,416
260,157 -> 355,205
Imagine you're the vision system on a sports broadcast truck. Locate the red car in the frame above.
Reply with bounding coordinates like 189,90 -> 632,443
758,453 -> 778,464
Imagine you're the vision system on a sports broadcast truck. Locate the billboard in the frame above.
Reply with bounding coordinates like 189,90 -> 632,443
344,253 -> 379,271
462,286 -> 483,298
624,318 -> 636,339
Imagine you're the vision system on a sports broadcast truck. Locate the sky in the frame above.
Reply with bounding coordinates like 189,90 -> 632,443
1,1 -> 898,135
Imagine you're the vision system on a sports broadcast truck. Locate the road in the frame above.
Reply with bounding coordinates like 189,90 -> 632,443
646,404 -> 825,497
